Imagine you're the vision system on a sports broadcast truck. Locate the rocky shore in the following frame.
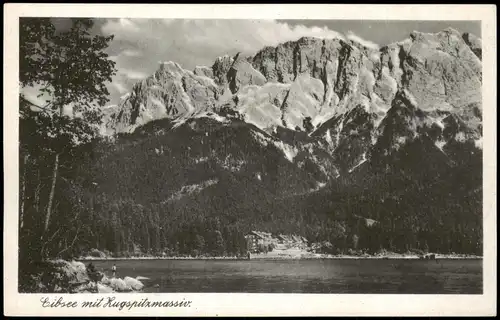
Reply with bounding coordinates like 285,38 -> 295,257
20,259 -> 148,294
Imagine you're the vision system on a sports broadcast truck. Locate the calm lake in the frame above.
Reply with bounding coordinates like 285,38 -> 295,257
88,259 -> 482,294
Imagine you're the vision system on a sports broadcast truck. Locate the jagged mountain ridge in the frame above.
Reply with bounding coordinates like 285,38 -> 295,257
101,27 -> 481,173
103,27 -> 481,136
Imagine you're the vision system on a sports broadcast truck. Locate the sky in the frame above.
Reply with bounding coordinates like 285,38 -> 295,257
27,19 -> 481,107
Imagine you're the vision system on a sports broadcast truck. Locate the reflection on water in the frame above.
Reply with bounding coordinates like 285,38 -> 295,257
89,259 -> 482,294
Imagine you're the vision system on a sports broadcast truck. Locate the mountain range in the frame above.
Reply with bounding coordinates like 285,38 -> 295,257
73,27 -> 482,255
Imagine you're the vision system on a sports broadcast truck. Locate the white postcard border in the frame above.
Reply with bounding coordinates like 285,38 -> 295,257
3,4 -> 497,317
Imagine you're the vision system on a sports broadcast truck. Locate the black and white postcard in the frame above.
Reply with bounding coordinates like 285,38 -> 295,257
3,4 -> 497,317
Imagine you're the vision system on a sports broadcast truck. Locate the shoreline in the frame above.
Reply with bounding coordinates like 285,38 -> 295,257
77,254 -> 482,261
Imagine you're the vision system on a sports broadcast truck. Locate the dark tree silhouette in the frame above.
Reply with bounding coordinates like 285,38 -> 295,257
19,18 -> 116,262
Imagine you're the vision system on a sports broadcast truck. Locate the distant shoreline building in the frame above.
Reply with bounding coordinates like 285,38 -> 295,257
245,231 -> 307,252
244,231 -> 274,252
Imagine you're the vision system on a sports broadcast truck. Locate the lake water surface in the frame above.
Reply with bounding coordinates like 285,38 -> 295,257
89,259 -> 482,294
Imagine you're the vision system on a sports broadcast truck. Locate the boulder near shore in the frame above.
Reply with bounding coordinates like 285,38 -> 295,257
19,259 -> 145,294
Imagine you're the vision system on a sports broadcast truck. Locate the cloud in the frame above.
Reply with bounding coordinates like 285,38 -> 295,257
111,81 -> 128,95
21,85 -> 47,107
104,18 -> 141,33
21,85 -> 75,116
346,31 -> 380,50
100,19 -> 348,105
121,49 -> 142,57
119,68 -> 149,80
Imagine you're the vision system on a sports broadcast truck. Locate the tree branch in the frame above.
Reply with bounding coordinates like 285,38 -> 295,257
20,96 -> 54,116
56,226 -> 81,257
40,227 -> 61,258
47,228 -> 61,244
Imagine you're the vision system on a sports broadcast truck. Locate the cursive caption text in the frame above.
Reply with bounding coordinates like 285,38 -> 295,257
40,296 -> 192,311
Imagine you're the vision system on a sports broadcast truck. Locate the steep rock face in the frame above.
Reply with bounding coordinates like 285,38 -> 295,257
103,29 -> 482,145
193,66 -> 214,78
249,37 -> 381,131
396,29 -> 481,114
227,53 -> 267,94
310,29 -> 482,175
462,32 -> 482,60
370,87 -> 482,180
103,62 -> 219,135
212,55 -> 234,86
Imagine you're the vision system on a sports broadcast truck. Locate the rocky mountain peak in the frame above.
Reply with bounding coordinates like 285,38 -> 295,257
102,28 -> 482,144
462,32 -> 482,60
212,54 -> 235,86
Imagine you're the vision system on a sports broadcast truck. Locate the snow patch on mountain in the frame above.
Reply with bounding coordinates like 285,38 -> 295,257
194,112 -> 230,123
334,117 -> 345,147
434,139 -> 447,151
251,131 -> 298,162
348,153 -> 367,173
277,141 -> 299,162
309,181 -> 327,193
166,179 -> 219,202
235,82 -> 290,131
434,118 -> 445,129
324,129 -> 334,149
